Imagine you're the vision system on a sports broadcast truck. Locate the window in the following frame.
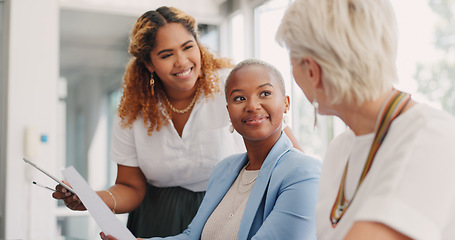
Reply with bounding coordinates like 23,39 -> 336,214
254,0 -> 336,159
229,12 -> 245,64
199,24 -> 220,53
247,0 -> 454,160
392,0 -> 455,116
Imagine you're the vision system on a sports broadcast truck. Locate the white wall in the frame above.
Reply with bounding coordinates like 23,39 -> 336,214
5,0 -> 59,239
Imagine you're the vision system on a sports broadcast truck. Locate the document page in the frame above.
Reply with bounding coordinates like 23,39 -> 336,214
62,166 -> 136,240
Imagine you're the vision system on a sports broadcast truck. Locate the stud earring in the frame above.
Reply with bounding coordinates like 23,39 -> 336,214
312,97 -> 319,129
150,74 -> 155,96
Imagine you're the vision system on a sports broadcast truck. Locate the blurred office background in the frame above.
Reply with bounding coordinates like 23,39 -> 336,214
0,0 -> 453,239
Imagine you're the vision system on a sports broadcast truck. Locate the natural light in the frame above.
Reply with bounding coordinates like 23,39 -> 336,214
392,0 -> 441,107
246,0 -> 450,159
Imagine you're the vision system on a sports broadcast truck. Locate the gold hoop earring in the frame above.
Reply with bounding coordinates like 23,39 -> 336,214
150,74 -> 155,96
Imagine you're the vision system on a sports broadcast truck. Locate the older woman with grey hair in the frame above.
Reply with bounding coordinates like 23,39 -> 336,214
276,0 -> 455,239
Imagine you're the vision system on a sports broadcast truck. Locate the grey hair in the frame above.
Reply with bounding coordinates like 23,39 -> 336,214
224,59 -> 286,100
276,0 -> 398,105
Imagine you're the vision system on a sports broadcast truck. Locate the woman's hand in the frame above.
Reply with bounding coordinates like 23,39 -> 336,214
52,165 -> 146,213
100,232 -> 143,240
100,232 -> 117,240
52,180 -> 86,211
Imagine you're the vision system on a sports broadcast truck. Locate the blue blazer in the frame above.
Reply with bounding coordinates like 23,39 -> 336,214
149,133 -> 321,240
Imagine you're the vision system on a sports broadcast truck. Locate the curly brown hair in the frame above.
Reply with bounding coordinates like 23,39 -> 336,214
117,6 -> 233,135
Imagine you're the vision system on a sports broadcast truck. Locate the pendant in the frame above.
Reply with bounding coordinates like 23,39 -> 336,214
335,206 -> 345,218
329,90 -> 411,228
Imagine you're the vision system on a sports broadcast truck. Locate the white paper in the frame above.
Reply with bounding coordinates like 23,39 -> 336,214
62,166 -> 136,240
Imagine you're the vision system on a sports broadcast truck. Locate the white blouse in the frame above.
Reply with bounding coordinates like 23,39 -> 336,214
110,79 -> 246,192
316,104 -> 455,240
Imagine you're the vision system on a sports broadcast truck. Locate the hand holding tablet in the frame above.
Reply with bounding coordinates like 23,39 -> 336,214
23,157 -> 76,194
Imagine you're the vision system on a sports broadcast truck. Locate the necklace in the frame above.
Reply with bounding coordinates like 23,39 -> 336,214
164,89 -> 199,114
238,164 -> 258,192
228,163 -> 259,219
330,90 -> 411,227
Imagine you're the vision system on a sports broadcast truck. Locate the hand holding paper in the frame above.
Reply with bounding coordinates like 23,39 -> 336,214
62,166 -> 136,240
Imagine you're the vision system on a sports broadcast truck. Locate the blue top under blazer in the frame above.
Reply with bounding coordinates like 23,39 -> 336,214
148,132 -> 321,240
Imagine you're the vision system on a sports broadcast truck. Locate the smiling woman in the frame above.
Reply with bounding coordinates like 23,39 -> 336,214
225,60 -> 289,161
144,23 -> 202,120
100,59 -> 321,240
53,6 -> 247,238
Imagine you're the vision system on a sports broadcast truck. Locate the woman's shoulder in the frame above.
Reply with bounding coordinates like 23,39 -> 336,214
208,153 -> 246,176
267,149 -> 321,189
207,153 -> 246,183
404,103 -> 455,125
215,152 -> 246,168
394,103 -> 455,138
276,149 -> 322,176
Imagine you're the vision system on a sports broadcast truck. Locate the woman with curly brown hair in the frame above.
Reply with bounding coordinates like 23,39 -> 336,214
53,6 -> 301,238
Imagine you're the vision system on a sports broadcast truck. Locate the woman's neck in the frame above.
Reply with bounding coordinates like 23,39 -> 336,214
337,91 -> 394,136
335,90 -> 416,136
165,86 -> 198,103
243,131 -> 281,170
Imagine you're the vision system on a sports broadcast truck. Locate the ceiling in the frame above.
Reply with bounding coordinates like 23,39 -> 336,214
59,0 -> 227,88
60,9 -> 134,87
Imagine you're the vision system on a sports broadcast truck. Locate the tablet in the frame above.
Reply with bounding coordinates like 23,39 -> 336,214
23,157 -> 76,194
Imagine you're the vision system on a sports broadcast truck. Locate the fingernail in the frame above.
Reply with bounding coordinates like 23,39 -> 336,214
65,192 -> 71,196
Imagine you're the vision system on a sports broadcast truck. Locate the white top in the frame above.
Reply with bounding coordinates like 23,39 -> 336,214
201,167 -> 259,240
317,104 -> 455,240
110,73 -> 246,192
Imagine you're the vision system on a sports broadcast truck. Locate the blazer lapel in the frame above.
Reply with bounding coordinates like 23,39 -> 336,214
237,133 -> 293,240
198,154 -> 249,226
214,154 -> 249,202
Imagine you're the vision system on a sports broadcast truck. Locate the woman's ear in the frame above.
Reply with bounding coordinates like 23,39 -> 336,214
284,95 -> 290,113
304,57 -> 323,89
144,62 -> 154,73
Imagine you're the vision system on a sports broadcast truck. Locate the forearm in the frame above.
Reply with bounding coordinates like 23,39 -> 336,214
97,183 -> 145,214
344,222 -> 412,240
98,165 -> 147,214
